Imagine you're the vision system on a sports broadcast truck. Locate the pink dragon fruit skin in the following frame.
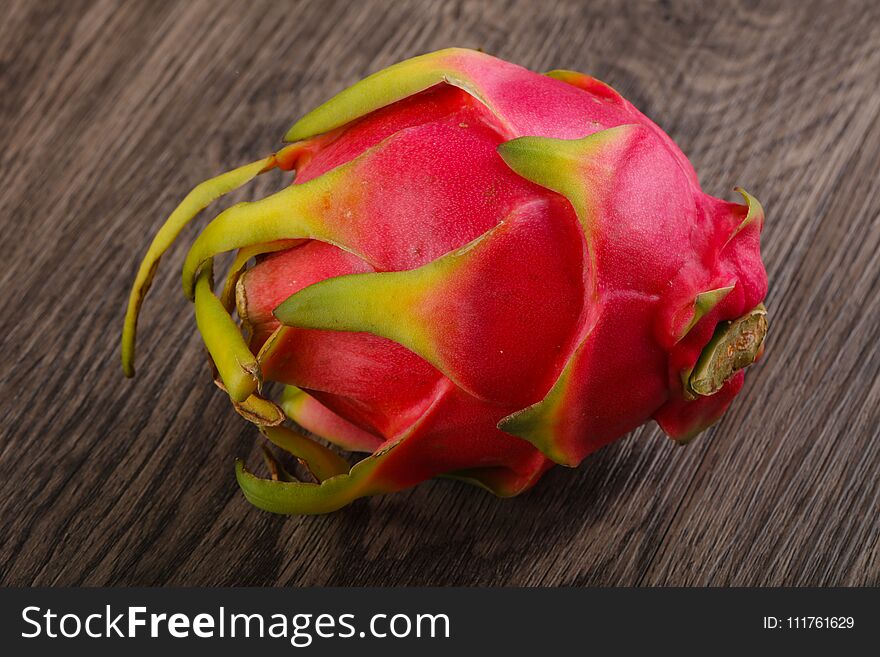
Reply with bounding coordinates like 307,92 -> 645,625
121,48 -> 768,514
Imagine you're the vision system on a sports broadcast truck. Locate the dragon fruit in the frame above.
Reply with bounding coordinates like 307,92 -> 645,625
121,48 -> 768,514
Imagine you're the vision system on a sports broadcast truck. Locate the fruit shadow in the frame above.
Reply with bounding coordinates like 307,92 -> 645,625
314,425 -> 669,585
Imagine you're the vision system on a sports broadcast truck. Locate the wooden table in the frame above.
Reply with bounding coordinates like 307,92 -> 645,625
2,0 -> 878,586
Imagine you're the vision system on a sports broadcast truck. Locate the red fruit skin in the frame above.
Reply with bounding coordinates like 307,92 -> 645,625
233,51 -> 767,503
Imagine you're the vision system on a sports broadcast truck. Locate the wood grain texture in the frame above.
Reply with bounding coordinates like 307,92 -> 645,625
1,0 -> 878,587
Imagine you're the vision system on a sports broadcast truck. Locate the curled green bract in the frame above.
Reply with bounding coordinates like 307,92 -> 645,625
121,155 -> 276,377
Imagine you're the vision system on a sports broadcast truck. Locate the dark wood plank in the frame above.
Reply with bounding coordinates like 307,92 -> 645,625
0,0 -> 877,586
